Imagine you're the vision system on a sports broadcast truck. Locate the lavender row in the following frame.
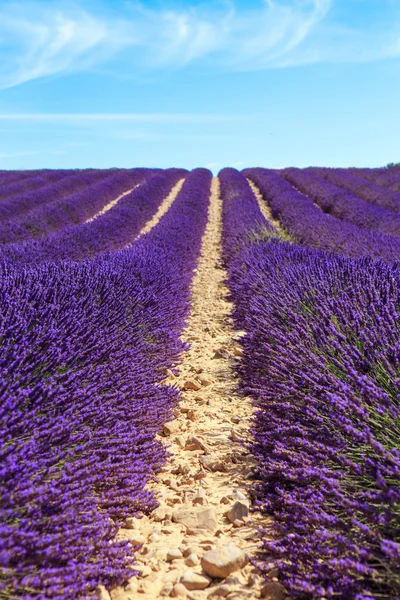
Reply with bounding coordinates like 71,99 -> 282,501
310,167 -> 400,213
0,169 -> 155,245
220,168 -> 400,599
281,167 -> 400,237
244,168 -> 400,261
0,170 -> 72,201
0,169 -> 186,264
0,171 -> 41,186
0,168 -> 212,599
0,170 -> 108,222
354,166 -> 400,191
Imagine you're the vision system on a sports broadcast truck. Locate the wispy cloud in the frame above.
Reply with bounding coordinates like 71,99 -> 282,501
0,0 -> 400,90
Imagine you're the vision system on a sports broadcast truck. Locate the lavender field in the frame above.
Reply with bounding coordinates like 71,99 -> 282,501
0,166 -> 399,600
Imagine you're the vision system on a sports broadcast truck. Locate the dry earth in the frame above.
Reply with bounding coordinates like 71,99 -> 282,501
135,179 -> 186,239
85,186 -> 138,223
99,178 -> 286,600
247,180 -> 286,235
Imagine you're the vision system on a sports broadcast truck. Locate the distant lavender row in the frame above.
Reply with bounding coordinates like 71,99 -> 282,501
244,168 -> 400,261
0,169 -> 155,245
356,166 -> 400,191
0,168 -> 212,599
220,168 -> 400,599
0,170 -> 107,222
0,171 -> 44,187
0,169 -> 186,264
0,170 -> 72,201
282,167 -> 400,236
310,167 -> 400,213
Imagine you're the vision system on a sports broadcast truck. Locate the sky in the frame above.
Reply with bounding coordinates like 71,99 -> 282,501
0,0 -> 399,171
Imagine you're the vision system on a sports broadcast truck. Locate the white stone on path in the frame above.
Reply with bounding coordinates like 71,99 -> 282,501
226,501 -> 249,523
180,571 -> 211,591
200,543 -> 248,578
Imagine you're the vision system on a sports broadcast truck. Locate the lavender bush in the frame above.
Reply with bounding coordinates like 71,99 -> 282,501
220,168 -> 400,599
282,167 -> 400,237
311,167 -> 400,213
0,169 -> 155,245
0,168 -> 212,599
244,168 -> 400,261
0,169 -> 186,264
0,170 -> 106,222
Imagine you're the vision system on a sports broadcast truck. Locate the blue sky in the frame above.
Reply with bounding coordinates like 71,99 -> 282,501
0,0 -> 399,171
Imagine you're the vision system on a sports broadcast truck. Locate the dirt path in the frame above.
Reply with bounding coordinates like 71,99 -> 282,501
108,178 -> 284,600
85,186 -> 138,223
247,179 -> 287,237
133,178 -> 185,240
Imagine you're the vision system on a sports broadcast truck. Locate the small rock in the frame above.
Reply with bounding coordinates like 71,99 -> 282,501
171,583 -> 188,597
163,570 -> 182,584
137,564 -> 152,577
162,526 -> 175,534
160,582 -> 175,596
199,456 -> 227,473
194,472 -> 207,481
125,516 -> 140,530
201,543 -> 248,579
152,506 -> 167,522
180,571 -> 211,591
184,380 -> 202,391
193,492 -> 207,506
129,531 -> 145,546
220,496 -> 230,505
96,585 -> 111,600
248,573 -> 262,587
233,348 -> 243,358
233,491 -> 249,503
187,410 -> 198,422
177,462 -> 192,476
167,548 -> 184,561
213,348 -> 231,359
175,435 -> 187,448
198,377 -> 212,387
194,396 -> 207,405
185,436 -> 207,452
172,506 -> 218,532
260,582 -> 286,600
168,478 -> 179,491
226,501 -> 249,523
232,519 -> 244,528
182,545 -> 198,557
149,532 -> 160,543
164,421 -> 181,436
230,416 -> 241,424
185,552 -> 199,567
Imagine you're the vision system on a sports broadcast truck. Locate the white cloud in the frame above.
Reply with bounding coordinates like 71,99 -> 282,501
0,0 -> 399,90
0,2 -> 133,89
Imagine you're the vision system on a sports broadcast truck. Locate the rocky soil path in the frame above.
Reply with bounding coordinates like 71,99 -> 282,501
246,179 -> 287,236
134,179 -> 185,239
107,178 -> 285,600
86,186 -> 138,223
